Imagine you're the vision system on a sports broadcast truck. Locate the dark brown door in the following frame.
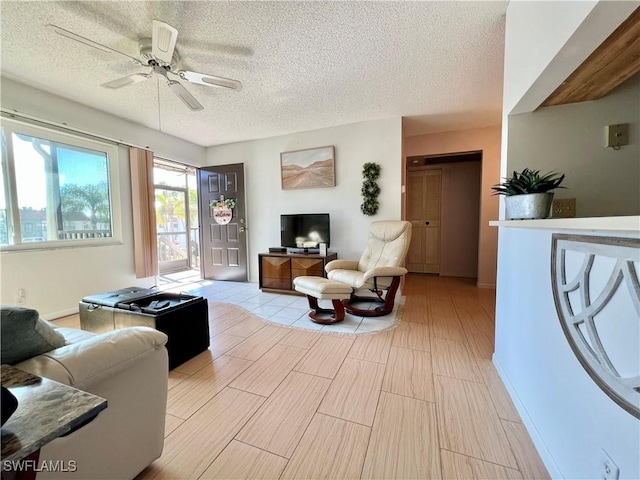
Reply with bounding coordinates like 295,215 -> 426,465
198,164 -> 247,281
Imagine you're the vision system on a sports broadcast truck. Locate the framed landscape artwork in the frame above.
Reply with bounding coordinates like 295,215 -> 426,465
280,146 -> 335,190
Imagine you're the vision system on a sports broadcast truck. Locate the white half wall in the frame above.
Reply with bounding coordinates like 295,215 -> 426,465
497,2 -> 640,479
205,117 -> 403,283
494,227 -> 640,480
0,79 -> 205,318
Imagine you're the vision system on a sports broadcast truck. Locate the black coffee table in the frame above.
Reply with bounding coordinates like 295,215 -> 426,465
79,287 -> 210,369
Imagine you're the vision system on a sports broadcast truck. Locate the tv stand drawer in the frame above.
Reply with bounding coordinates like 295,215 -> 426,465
292,257 -> 324,278
262,276 -> 292,290
258,252 -> 337,294
261,257 -> 291,276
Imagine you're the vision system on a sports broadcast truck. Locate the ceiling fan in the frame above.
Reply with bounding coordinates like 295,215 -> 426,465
47,21 -> 243,111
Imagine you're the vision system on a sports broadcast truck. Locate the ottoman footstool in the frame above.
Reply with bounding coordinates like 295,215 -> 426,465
293,276 -> 353,325
79,287 -> 209,369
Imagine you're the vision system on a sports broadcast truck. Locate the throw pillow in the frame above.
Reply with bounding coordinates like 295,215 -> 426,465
0,306 -> 66,365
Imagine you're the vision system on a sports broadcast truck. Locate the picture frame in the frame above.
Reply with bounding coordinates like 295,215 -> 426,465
280,145 -> 335,190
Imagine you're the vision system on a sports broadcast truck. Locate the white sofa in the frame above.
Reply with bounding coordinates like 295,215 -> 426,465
14,325 -> 169,480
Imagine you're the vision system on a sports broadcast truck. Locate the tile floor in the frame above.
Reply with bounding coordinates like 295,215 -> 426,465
160,275 -> 400,334
54,274 -> 550,479
127,274 -> 549,480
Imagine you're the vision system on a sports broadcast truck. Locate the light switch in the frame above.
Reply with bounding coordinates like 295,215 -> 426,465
605,124 -> 629,149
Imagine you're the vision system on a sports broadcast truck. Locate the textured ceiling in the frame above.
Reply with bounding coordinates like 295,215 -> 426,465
0,1 -> 507,147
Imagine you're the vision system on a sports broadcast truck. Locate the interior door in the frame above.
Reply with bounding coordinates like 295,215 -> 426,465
198,164 -> 247,281
406,169 -> 441,273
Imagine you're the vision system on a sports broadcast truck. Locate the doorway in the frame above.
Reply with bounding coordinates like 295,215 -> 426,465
154,160 -> 199,275
198,163 -> 248,282
405,152 -> 482,277
406,169 -> 442,273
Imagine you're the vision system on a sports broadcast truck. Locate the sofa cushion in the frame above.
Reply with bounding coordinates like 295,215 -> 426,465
56,326 -> 96,344
16,326 -> 168,388
0,306 -> 66,365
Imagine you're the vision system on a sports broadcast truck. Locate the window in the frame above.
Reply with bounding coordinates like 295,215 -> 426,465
1,118 -> 121,250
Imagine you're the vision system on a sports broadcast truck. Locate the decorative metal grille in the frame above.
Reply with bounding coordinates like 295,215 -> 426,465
551,234 -> 640,419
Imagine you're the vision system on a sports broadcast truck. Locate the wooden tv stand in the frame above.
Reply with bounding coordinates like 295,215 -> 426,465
259,251 -> 338,294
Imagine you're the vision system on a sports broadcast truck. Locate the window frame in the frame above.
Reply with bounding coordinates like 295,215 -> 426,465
1,117 -> 122,251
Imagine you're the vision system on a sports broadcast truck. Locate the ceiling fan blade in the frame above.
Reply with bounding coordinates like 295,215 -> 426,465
178,70 -> 243,91
152,20 -> 178,64
167,81 -> 203,111
46,24 -> 142,64
102,73 -> 151,89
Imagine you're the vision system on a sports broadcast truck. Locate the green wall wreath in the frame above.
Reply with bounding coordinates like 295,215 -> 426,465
360,162 -> 381,216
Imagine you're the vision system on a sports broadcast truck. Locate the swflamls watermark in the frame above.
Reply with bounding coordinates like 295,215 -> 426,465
2,459 -> 78,472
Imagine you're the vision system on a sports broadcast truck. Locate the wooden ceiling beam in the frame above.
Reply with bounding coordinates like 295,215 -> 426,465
541,7 -> 640,108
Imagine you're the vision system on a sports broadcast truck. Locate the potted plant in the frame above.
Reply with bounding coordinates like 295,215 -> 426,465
492,168 -> 565,219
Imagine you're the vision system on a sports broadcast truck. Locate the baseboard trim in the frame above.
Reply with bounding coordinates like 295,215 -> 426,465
493,355 -> 564,479
40,307 -> 79,321
476,282 -> 496,289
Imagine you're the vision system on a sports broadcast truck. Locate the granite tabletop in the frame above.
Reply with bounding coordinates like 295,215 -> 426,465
1,365 -> 107,462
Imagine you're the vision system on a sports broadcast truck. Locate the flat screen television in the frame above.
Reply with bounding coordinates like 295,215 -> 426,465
281,214 -> 330,249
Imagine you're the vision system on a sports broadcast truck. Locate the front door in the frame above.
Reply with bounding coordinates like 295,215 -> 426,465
406,169 -> 441,273
198,164 -> 248,281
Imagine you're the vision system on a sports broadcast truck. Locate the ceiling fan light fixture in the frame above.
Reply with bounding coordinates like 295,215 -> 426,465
167,81 -> 204,111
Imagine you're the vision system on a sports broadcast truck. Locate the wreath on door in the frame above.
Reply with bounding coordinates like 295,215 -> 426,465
211,198 -> 236,225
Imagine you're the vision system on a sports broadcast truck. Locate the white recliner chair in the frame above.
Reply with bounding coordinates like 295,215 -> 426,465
325,220 -> 412,317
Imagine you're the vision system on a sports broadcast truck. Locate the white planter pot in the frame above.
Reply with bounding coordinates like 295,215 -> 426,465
505,193 -> 554,220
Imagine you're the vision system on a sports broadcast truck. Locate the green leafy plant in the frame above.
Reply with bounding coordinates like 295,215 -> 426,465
210,198 -> 236,210
361,162 -> 381,215
492,168 -> 565,196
